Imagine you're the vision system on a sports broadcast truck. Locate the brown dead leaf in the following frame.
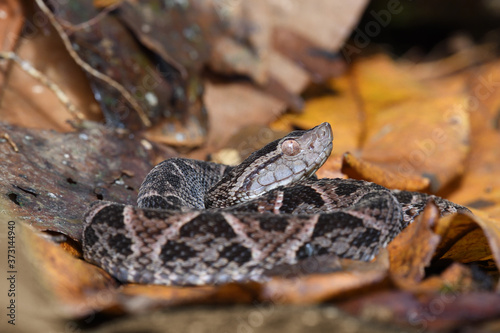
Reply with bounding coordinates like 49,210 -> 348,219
201,80 -> 286,153
342,152 -> 430,191
403,43 -> 496,83
388,203 -> 441,289
350,55 -> 470,192
0,122 -> 175,240
452,129 -> 500,215
358,94 -> 470,192
272,27 -> 346,82
267,51 -> 311,96
260,251 -> 389,304
433,211 -> 500,274
0,0 -> 23,52
445,61 -> 500,215
143,114 -> 207,148
439,228 -> 492,263
119,283 -> 257,311
315,156 -> 347,180
210,36 -> 267,84
417,262 -> 488,294
4,1 -> 366,151
16,222 -> 118,317
238,1 -> 368,57
469,211 -> 500,275
352,55 -> 429,113
338,290 -> 500,332
0,2 -> 100,132
467,60 -> 500,124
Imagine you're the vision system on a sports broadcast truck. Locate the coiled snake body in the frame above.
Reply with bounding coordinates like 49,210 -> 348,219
82,123 -> 469,285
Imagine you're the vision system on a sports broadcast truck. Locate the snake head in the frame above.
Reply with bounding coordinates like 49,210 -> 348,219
206,122 -> 333,208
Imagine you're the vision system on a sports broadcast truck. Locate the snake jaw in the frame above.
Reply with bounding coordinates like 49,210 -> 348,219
305,139 -> 333,178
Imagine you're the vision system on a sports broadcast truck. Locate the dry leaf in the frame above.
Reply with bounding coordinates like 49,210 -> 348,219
338,290 -> 500,331
3,2 -> 500,330
353,55 -> 470,192
16,223 -> 118,317
388,203 -> 441,289
119,283 -> 257,311
0,122 -> 174,239
201,80 -> 286,153
0,2 -> 99,131
445,60 -> 500,215
342,152 -> 430,191
358,94 -> 470,192
417,262 -> 489,294
434,211 -> 500,274
260,252 -> 389,304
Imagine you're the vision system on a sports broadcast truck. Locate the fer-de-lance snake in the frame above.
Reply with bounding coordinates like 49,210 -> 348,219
82,123 -> 470,285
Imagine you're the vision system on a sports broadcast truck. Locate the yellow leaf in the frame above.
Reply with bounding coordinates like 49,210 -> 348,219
342,152 -> 430,191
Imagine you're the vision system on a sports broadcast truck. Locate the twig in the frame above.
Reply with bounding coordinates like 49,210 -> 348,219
0,51 -> 84,120
57,2 -> 122,33
1,133 -> 19,152
35,0 -> 152,127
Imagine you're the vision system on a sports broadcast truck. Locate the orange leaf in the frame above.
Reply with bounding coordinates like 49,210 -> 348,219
351,55 -> 470,192
449,129 -> 500,216
388,203 -> 441,289
433,210 -> 500,289
352,54 -> 429,115
358,95 -> 470,192
417,262 -> 484,294
119,283 -> 257,309
260,253 -> 389,304
342,151 -> 430,191
433,213 -> 491,263
17,223 -> 118,316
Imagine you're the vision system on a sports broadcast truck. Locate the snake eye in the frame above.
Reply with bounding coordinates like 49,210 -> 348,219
281,139 -> 300,156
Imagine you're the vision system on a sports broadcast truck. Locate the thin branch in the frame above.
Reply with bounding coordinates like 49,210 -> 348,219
35,0 -> 152,127
0,51 -> 84,120
1,133 -> 19,152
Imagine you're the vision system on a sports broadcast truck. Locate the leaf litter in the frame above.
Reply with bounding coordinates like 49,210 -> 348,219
1,1 -> 500,331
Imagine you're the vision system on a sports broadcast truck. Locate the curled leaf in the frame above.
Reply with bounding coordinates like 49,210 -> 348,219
342,152 -> 430,191
388,203 -> 441,289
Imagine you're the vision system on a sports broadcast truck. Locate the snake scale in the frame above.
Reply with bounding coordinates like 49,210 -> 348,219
82,123 -> 470,285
